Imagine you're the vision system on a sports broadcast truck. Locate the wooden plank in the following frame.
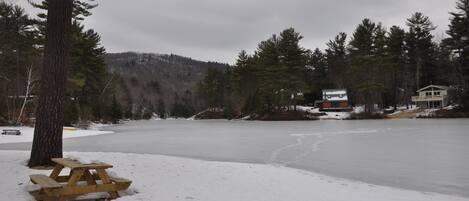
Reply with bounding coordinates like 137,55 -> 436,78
48,183 -> 131,197
83,170 -> 97,185
30,174 -> 62,189
96,169 -> 119,199
67,169 -> 84,187
49,164 -> 64,179
30,190 -> 79,201
111,177 -> 132,185
52,158 -> 113,169
55,173 -> 101,183
52,158 -> 83,169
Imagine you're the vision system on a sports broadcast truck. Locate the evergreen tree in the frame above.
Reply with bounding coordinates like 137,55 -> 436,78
387,26 -> 408,107
196,68 -> 226,109
405,12 -> 437,90
109,96 -> 123,123
255,34 -> 282,111
29,0 -> 73,167
277,28 -> 308,110
447,0 -> 469,109
325,32 -> 348,88
231,50 -> 259,113
33,0 -> 111,123
305,48 -> 329,103
68,25 -> 108,122
349,19 -> 376,57
0,2 -> 39,122
348,19 -> 386,112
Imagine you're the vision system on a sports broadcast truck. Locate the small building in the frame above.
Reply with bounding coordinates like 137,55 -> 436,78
316,89 -> 350,111
411,85 -> 452,109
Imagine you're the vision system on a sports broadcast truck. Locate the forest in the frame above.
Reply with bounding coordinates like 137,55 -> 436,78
1,0 -> 469,124
196,0 -> 469,117
0,0 -> 122,125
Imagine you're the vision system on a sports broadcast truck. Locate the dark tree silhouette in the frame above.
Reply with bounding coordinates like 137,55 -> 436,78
28,0 -> 73,167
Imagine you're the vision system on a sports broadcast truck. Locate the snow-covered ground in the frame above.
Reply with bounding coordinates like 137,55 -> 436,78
1,150 -> 467,201
0,124 -> 113,144
297,106 -> 351,120
3,119 -> 468,197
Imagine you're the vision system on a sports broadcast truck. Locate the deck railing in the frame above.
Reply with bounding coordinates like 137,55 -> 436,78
411,95 -> 446,102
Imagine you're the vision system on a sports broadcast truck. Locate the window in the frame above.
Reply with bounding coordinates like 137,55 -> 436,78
434,91 -> 441,96
426,92 -> 432,96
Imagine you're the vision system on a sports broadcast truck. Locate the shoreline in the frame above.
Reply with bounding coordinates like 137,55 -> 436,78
1,150 -> 468,201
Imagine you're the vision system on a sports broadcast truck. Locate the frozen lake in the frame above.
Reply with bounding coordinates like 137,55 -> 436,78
1,119 -> 469,197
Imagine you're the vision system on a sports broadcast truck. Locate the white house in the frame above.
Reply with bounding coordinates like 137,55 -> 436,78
411,85 -> 452,109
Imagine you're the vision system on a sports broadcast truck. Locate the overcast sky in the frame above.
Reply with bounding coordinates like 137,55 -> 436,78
15,0 -> 456,64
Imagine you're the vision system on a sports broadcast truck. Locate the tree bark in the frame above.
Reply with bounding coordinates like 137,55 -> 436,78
28,0 -> 73,168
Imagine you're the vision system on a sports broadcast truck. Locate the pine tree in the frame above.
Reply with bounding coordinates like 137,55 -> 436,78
305,48 -> 329,102
387,26 -> 408,107
68,25 -> 108,122
405,12 -> 437,90
29,0 -> 73,167
109,96 -> 123,123
196,68 -> 226,109
325,32 -> 348,88
231,50 -> 259,113
348,19 -> 386,113
277,28 -> 308,110
447,0 -> 469,110
255,35 -> 282,111
0,2 -> 39,123
32,0 -> 109,123
349,19 -> 376,57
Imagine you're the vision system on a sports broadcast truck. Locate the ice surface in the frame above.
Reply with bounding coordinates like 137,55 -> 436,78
1,119 -> 469,197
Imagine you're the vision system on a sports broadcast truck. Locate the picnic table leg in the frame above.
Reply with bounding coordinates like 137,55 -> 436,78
49,164 -> 64,180
67,169 -> 84,187
83,170 -> 97,185
96,169 -> 119,199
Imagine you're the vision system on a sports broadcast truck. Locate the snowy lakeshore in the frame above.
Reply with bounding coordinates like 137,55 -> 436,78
1,120 -> 469,200
1,150 -> 468,201
0,125 -> 113,144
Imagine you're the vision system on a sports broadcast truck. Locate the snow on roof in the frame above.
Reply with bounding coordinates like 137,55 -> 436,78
323,89 -> 347,94
322,89 -> 348,101
417,85 -> 450,92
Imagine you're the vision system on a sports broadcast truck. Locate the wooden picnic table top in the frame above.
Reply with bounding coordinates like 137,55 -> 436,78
30,158 -> 131,201
52,158 -> 113,169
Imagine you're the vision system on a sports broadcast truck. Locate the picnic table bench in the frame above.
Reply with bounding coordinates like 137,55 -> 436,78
1,129 -> 21,135
29,158 -> 131,201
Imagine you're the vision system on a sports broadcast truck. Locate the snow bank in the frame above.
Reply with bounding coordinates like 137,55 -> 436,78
0,126 -> 113,144
1,151 -> 467,201
297,106 -> 351,120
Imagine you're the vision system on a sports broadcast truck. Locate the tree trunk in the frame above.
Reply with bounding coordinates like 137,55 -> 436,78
16,65 -> 35,125
28,0 -> 73,168
416,57 -> 421,90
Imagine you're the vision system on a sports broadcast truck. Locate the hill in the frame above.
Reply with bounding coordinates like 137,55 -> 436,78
105,52 -> 229,118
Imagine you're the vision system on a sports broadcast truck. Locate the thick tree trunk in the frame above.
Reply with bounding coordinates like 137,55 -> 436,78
28,0 -> 73,168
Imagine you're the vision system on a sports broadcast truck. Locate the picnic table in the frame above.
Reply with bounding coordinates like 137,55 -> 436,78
1,129 -> 21,135
29,158 -> 131,201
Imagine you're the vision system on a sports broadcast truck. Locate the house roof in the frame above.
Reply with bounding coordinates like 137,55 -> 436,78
322,89 -> 348,101
417,85 -> 450,92
323,89 -> 347,93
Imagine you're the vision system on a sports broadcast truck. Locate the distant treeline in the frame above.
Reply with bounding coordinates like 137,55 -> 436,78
196,0 -> 469,116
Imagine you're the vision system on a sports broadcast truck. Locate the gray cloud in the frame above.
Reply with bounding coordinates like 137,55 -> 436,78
17,0 -> 455,64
